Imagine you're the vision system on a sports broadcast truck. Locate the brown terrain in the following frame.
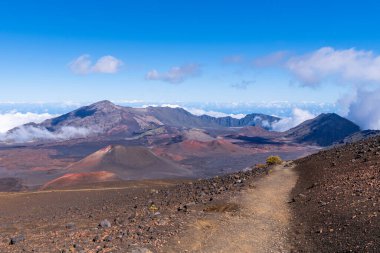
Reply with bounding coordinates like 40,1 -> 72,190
163,162 -> 297,253
153,139 -> 252,160
1,102 -> 360,190
290,135 -> 380,252
0,134 -> 379,252
0,101 -> 376,252
0,130 -> 318,190
0,164 -> 268,252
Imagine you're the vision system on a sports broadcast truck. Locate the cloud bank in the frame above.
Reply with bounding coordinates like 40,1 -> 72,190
141,104 -> 246,119
186,108 -> 246,119
270,47 -> 380,130
146,64 -> 200,84
272,108 -> 315,131
286,47 -> 380,86
0,112 -> 55,133
69,55 -> 123,74
0,111 -> 98,143
344,88 -> 380,130
1,126 -> 96,143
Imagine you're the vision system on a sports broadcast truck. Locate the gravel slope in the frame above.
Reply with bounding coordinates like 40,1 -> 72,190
290,136 -> 380,252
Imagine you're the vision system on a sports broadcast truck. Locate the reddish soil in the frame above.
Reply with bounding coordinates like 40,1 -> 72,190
235,126 -> 281,137
41,171 -> 121,190
66,145 -> 191,180
158,139 -> 252,158
0,148 -> 74,173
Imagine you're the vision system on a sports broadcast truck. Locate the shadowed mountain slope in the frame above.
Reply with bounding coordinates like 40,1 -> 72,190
199,113 -> 280,129
339,129 -> 380,144
285,113 -> 360,146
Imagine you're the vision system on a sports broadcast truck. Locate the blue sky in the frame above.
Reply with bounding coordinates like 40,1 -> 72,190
0,1 -> 379,103
1,1 -> 380,130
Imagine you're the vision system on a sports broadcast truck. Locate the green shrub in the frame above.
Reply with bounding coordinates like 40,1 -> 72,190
266,155 -> 282,166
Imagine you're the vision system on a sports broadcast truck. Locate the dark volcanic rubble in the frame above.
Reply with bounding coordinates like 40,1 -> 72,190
291,136 -> 380,252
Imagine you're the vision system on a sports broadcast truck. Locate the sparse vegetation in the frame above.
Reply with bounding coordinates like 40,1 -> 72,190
255,163 -> 267,169
266,155 -> 282,166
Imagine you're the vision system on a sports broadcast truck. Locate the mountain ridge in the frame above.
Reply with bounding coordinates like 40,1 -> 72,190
5,101 -> 363,147
285,113 -> 361,146
7,100 -> 280,138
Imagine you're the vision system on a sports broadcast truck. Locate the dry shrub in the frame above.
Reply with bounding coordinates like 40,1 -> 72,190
266,155 -> 282,166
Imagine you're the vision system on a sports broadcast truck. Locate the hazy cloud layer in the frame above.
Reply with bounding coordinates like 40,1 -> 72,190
0,112 -> 55,133
69,55 -> 123,74
1,126 -> 98,143
146,64 -> 200,84
286,47 -> 380,86
0,111 -> 98,143
141,104 -> 246,119
186,108 -> 246,119
272,108 -> 315,131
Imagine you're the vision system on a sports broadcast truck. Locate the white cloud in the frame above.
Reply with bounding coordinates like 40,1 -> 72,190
141,103 -> 182,109
286,47 -> 380,86
68,55 -> 92,74
0,111 -> 100,143
1,126 -> 97,143
272,108 -> 315,131
186,108 -> 246,119
140,104 -> 245,119
69,55 -> 122,74
343,88 -> 380,130
160,104 -> 182,108
0,112 -> 55,133
146,64 -> 200,84
92,56 -> 123,73
282,47 -> 380,129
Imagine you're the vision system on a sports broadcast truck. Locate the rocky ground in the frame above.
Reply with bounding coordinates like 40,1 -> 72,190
0,166 -> 267,252
162,162 -> 297,253
290,136 -> 380,252
1,135 -> 379,252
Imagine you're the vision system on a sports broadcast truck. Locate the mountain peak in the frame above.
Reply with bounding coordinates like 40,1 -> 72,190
89,100 -> 118,109
285,113 -> 360,146
317,112 -> 339,119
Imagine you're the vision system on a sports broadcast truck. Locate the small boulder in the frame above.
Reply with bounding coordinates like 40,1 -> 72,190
10,234 -> 25,245
65,222 -> 76,229
99,219 -> 111,228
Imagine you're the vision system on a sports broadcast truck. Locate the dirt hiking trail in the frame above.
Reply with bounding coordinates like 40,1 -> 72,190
163,161 -> 298,253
